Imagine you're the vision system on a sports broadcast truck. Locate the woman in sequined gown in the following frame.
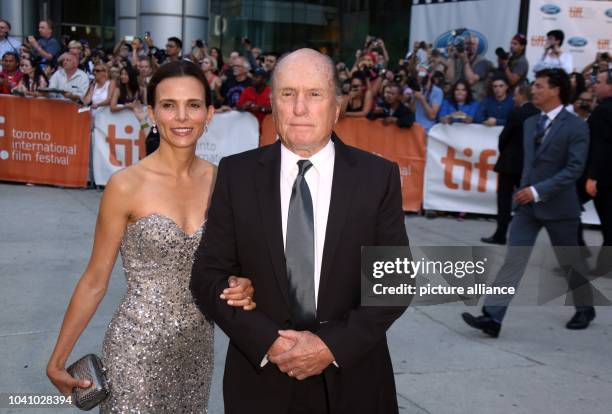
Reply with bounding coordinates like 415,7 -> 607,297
47,61 -> 257,413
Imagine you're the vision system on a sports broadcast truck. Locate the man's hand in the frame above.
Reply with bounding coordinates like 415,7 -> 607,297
268,330 -> 335,380
515,187 -> 535,205
586,179 -> 597,198
220,275 -> 256,310
267,335 -> 296,358
483,117 -> 497,127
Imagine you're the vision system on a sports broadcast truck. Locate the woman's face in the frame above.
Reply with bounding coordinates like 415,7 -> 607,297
350,78 -> 364,96
210,48 -> 219,59
148,76 -> 214,150
119,69 -> 129,84
201,58 -> 213,72
94,65 -> 107,80
19,59 -> 33,75
454,83 -> 468,103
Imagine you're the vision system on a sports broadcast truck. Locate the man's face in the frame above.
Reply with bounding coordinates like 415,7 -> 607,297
384,86 -> 401,105
510,40 -> 523,55
2,54 -> 17,72
166,41 -> 179,57
252,74 -> 266,88
38,21 -> 51,38
512,87 -> 525,107
263,55 -> 276,71
492,80 -> 508,99
138,60 -> 152,77
232,59 -> 247,77
271,51 -> 340,156
593,71 -> 612,99
574,91 -> 594,114
0,21 -> 9,39
531,76 -> 559,108
546,35 -> 559,48
62,54 -> 77,71
252,47 -> 261,59
229,52 -> 240,66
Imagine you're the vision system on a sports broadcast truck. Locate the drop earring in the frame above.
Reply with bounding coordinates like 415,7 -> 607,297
204,123 -> 208,134
152,124 -> 158,134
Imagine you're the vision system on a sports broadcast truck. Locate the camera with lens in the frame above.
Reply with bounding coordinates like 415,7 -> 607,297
450,28 -> 468,55
495,47 -> 510,61
405,76 -> 421,92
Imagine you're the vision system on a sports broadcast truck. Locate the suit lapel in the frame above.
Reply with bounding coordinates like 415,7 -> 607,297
318,133 -> 358,304
535,109 -> 568,159
254,141 -> 291,309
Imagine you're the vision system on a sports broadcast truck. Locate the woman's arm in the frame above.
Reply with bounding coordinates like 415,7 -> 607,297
345,90 -> 374,118
82,81 -> 94,105
109,87 -> 123,112
47,173 -> 132,395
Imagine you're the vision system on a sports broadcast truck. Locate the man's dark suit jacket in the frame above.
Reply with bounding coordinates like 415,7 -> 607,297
190,134 -> 409,414
494,102 -> 539,175
587,96 -> 612,189
519,108 -> 589,220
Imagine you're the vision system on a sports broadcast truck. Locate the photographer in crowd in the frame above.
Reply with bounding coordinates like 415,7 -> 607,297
445,31 -> 494,101
409,64 -> 443,132
496,34 -> 529,88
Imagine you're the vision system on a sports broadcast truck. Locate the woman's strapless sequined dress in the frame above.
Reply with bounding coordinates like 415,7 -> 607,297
100,214 -> 213,413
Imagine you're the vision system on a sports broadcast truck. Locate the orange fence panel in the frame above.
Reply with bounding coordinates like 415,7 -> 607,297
0,96 -> 91,187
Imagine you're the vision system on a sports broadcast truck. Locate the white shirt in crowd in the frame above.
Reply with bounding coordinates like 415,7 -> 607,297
534,50 -> 574,74
0,36 -> 21,60
530,104 -> 564,202
91,80 -> 111,106
48,68 -> 90,100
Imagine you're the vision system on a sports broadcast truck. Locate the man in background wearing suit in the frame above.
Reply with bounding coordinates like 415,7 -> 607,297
586,70 -> 612,276
482,83 -> 540,245
191,48 -> 409,413
463,68 -> 595,337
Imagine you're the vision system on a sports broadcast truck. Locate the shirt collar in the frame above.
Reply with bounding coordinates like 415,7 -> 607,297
280,137 -> 335,177
543,104 -> 563,121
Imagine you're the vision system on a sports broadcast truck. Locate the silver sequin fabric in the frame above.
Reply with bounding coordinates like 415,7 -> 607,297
100,214 -> 213,414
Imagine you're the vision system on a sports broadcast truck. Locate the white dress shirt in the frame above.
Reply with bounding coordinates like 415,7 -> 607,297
280,138 -> 335,306
530,104 -> 564,202
260,138 -> 336,368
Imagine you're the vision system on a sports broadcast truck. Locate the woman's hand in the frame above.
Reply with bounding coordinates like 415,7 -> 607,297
47,364 -> 91,396
220,275 -> 256,310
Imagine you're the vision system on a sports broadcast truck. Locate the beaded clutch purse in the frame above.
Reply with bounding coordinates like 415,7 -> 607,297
66,354 -> 109,411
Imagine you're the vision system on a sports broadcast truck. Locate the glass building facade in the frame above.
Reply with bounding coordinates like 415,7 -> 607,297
1,0 -> 411,62
209,0 -> 411,63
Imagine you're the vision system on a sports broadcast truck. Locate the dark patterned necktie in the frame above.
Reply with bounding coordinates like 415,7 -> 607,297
285,159 -> 316,327
534,114 -> 549,149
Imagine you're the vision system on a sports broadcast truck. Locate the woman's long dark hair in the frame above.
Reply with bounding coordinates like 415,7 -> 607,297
118,66 -> 140,102
449,80 -> 474,107
146,60 -> 212,108
210,47 -> 224,72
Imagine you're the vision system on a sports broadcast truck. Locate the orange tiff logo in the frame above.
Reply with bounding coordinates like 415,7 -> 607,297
531,35 -> 546,47
598,39 -> 610,50
569,6 -> 583,18
441,147 -> 497,192
106,124 -> 146,167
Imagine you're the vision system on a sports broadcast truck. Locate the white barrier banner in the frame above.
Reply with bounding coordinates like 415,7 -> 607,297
424,124 -> 500,215
526,0 -> 612,76
92,109 -> 259,185
424,123 -> 600,225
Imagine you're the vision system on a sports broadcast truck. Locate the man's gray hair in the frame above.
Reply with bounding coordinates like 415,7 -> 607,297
271,50 -> 342,96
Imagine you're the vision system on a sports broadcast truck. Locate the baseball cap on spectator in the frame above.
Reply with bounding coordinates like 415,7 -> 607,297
253,67 -> 269,79
513,34 -> 527,46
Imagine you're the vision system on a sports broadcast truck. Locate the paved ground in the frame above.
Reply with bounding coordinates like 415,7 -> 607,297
1,182 -> 611,413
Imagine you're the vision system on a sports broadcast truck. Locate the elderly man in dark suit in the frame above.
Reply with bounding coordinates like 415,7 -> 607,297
482,83 -> 540,245
191,48 -> 409,413
463,68 -> 595,337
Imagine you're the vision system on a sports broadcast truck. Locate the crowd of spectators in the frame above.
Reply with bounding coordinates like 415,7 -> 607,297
0,18 -> 610,137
